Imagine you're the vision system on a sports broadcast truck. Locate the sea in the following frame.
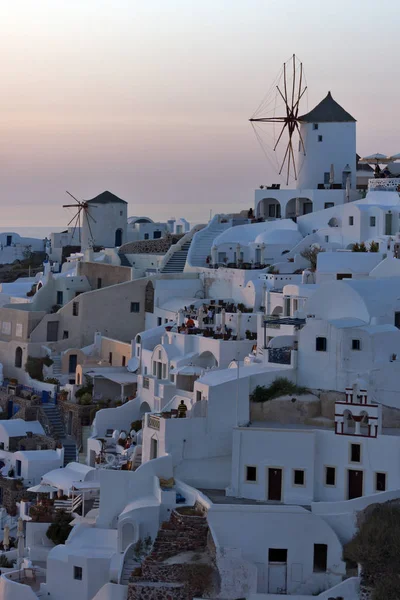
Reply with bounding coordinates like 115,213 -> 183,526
0,227 -> 65,239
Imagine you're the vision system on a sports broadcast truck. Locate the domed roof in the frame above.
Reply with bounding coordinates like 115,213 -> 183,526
255,228 -> 302,245
299,92 -> 356,123
86,191 -> 127,205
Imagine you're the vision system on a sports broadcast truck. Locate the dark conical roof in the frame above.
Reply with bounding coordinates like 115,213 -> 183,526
86,191 -> 127,204
299,92 -> 356,123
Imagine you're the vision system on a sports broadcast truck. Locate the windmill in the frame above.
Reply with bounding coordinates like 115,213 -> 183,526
63,191 -> 97,247
250,54 -> 307,185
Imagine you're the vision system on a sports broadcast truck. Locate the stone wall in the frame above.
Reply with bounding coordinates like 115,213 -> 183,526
0,477 -> 35,515
128,507 -> 219,600
58,401 -> 92,448
77,261 -> 132,289
250,393 -> 321,424
120,234 -> 184,256
14,433 -> 55,452
0,391 -> 42,423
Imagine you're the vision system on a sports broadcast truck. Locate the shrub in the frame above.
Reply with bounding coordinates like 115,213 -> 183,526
133,536 -> 153,563
44,377 -> 59,385
300,245 -> 325,270
78,393 -> 92,406
369,240 -> 379,252
75,376 -> 94,399
25,355 -> 53,381
130,420 -> 142,432
0,554 -> 15,568
46,510 -> 73,545
344,502 -> 400,600
250,377 -> 308,403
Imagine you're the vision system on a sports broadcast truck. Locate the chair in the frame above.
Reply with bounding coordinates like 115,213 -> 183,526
23,568 -> 36,583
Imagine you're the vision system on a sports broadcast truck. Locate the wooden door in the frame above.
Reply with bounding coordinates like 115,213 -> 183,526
268,468 -> 282,501
348,469 -> 363,499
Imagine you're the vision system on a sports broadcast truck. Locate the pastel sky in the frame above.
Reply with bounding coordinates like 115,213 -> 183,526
0,0 -> 398,228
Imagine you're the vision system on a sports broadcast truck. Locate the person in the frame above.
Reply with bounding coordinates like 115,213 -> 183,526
177,400 -> 188,418
207,308 -> 214,324
186,317 -> 195,329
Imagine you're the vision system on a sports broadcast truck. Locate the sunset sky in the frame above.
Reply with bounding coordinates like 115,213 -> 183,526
0,0 -> 398,228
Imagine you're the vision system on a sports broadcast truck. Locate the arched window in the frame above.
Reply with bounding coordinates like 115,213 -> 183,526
15,347 -> 22,369
343,410 -> 355,434
115,228 -> 123,246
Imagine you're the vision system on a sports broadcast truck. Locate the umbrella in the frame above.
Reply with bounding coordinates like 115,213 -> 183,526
359,153 -> 389,164
329,164 -> 335,186
387,153 -> 400,162
17,522 -> 24,568
237,311 -> 242,340
27,484 -> 57,494
346,175 -> 351,202
197,305 -> 204,329
221,309 -> 226,331
3,525 -> 9,549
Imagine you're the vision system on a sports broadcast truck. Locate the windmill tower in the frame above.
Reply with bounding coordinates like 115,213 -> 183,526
296,92 -> 356,191
63,191 -> 128,250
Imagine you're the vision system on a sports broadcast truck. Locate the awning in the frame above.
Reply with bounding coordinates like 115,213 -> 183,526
86,368 -> 137,385
71,481 -> 100,491
27,484 -> 58,494
170,365 -> 204,376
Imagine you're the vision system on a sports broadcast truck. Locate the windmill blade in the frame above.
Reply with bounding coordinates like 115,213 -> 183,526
273,122 -> 288,151
286,141 -> 292,185
67,211 -> 80,227
289,139 -> 297,181
71,210 -> 81,242
293,86 -> 307,116
283,61 -> 288,107
78,204 -> 82,243
295,121 -> 306,155
86,210 -> 97,224
278,141 -> 291,176
291,54 -> 296,110
85,209 -> 95,244
63,204 -> 80,208
66,191 -> 82,205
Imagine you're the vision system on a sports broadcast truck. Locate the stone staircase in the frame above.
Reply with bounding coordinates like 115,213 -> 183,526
186,215 -> 231,268
41,403 -> 66,438
120,544 -> 139,585
129,506 -> 216,599
119,252 -> 131,267
161,241 -> 191,273
40,403 -> 77,466
132,445 -> 142,471
51,355 -> 62,378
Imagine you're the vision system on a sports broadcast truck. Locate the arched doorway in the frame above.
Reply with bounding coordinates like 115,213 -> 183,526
140,401 -> 151,415
196,351 -> 218,369
257,198 -> 281,219
121,522 -> 135,551
115,228 -> 123,246
286,198 -> 313,219
15,347 -> 22,369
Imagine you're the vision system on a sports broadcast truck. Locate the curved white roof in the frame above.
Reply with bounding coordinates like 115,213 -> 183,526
306,278 -> 400,322
15,450 -> 60,462
42,462 -> 97,490
0,419 -> 44,438
254,228 -> 302,245
214,219 -> 299,247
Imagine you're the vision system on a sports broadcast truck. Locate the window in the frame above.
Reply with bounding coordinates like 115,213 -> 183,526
72,302 -> 79,316
313,544 -> 327,572
349,216 -> 354,226
120,210 -> 123,216
153,231 -> 162,239
196,390 -> 202,402
351,443 -> 361,463
395,312 -> 400,329
370,216 -> 376,227
97,278 -> 102,289
162,364 -> 167,379
325,466 -> 336,486
170,374 -> 175,382
324,202 -> 334,209
144,233 -> 149,240
57,291 -> 63,305
269,548 -> 287,563
157,317 -> 162,326
324,172 -> 330,185
143,377 -> 150,389
245,466 -> 257,482
15,347 -> 22,369
337,273 -> 352,280
316,337 -> 327,352
122,356 -> 126,367
375,472 -> 386,492
352,339 -> 361,351
318,135 -> 323,142
109,352 -> 113,365
325,235 -> 329,243
63,330 -> 69,339
313,123 -> 319,130
73,566 -> 83,581
15,323 -> 23,338
293,469 -> 305,486
130,302 -> 140,313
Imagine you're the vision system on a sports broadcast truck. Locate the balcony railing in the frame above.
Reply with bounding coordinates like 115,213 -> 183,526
368,178 -> 400,192
148,415 -> 160,430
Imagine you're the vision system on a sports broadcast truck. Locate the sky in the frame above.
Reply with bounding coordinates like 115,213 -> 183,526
0,0 -> 398,229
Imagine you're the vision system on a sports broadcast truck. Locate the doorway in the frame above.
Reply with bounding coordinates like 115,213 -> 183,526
268,548 -> 287,594
115,228 -> 123,246
348,469 -> 363,499
68,354 -> 77,374
267,468 -> 282,501
150,437 -> 158,460
6,236 -> 12,247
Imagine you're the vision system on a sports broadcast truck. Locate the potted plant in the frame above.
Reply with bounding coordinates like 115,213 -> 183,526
245,330 -> 252,340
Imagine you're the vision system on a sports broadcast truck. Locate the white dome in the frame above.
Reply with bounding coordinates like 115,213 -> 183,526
254,228 -> 302,246
214,219 -> 299,247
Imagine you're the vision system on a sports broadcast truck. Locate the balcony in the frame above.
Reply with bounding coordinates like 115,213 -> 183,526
368,177 -> 400,192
